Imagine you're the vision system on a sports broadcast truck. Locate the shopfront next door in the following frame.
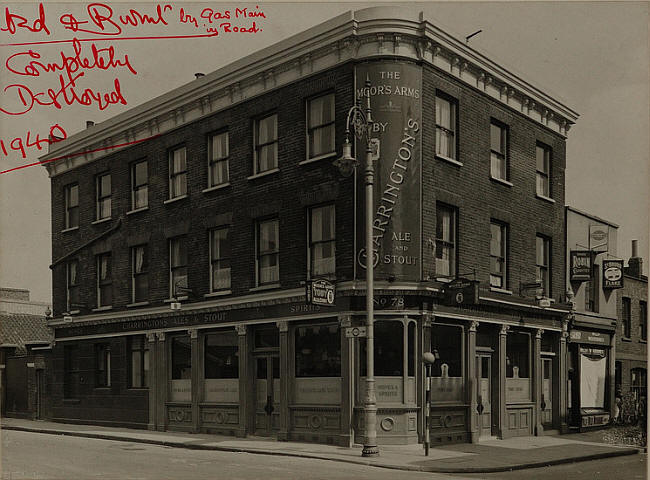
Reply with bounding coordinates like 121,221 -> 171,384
476,353 -> 493,439
255,354 -> 280,435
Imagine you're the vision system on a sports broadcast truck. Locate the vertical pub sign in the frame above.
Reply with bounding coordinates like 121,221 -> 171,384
570,251 -> 592,282
602,259 -> 624,289
355,61 -> 422,281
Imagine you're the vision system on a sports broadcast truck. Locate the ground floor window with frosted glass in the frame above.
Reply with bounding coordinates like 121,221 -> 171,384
294,323 -> 341,404
204,331 -> 239,402
171,336 -> 191,402
506,331 -> 531,402
431,323 -> 464,402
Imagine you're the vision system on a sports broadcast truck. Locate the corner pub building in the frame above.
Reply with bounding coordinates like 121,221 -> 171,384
41,7 -> 580,446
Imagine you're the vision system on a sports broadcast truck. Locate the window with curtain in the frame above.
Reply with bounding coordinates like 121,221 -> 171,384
129,336 -> 149,388
131,160 -> 148,209
536,143 -> 551,197
307,93 -> 335,159
490,221 -> 507,288
536,235 -> 550,296
309,205 -> 335,278
96,252 -> 112,307
490,121 -> 508,180
256,219 -> 279,285
65,183 -> 79,229
435,203 -> 457,277
210,227 -> 231,291
169,146 -> 187,198
96,172 -> 111,220
580,348 -> 606,408
255,114 -> 278,173
435,93 -> 457,160
132,245 -> 149,303
295,324 -> 340,377
66,259 -> 79,312
169,237 -> 188,297
208,131 -> 229,187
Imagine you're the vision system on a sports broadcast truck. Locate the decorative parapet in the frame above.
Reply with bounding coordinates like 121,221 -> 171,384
42,6 -> 578,178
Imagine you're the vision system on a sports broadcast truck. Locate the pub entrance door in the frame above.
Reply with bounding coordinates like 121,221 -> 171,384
476,352 -> 493,439
254,354 -> 280,436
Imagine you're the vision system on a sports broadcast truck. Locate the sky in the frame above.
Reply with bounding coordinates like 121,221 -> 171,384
0,1 -> 648,303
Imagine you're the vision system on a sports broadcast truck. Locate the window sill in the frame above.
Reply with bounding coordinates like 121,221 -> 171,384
640,339 -> 647,344
299,152 -> 337,166
204,290 -> 232,298
164,296 -> 188,303
490,176 -> 514,187
249,283 -> 281,292
164,195 -> 188,205
61,226 -> 79,233
435,154 -> 463,167
127,386 -> 149,391
68,310 -> 81,315
126,301 -> 150,308
94,387 -> 111,391
202,183 -> 231,194
247,168 -> 279,181
621,337 -> 632,342
92,217 -> 112,225
91,306 -> 112,312
63,398 -> 80,404
490,287 -> 513,295
536,194 -> 556,204
127,206 -> 149,215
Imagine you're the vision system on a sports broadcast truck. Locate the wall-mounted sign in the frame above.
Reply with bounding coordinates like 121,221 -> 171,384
306,279 -> 336,306
569,329 -> 611,345
442,278 -> 479,306
570,251 -> 592,282
345,326 -> 367,338
589,225 -> 608,251
602,259 -> 624,289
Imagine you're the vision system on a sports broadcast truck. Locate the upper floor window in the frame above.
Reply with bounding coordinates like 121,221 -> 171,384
307,93 -> 335,159
96,252 -> 112,307
256,218 -> 279,285
536,143 -> 551,197
536,235 -> 550,296
95,343 -> 111,387
254,113 -> 278,173
131,160 -> 148,209
169,146 -> 187,199
128,336 -> 149,388
435,203 -> 457,278
309,205 -> 335,278
640,301 -> 647,341
490,120 -> 508,181
208,131 -> 229,187
435,92 -> 457,160
66,259 -> 79,312
131,245 -> 149,303
96,173 -> 111,220
64,183 -> 79,229
210,227 -> 231,291
169,237 -> 188,297
622,297 -> 632,338
490,221 -> 508,289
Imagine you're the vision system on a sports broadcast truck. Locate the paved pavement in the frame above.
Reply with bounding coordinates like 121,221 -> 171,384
0,418 -> 640,474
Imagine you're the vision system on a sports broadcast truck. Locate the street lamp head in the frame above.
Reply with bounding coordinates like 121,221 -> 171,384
422,351 -> 438,365
334,136 -> 358,177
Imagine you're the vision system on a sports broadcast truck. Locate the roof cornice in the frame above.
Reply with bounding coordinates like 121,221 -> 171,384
42,6 -> 579,178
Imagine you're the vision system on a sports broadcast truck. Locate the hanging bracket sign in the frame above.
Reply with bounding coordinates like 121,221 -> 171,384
306,279 -> 336,306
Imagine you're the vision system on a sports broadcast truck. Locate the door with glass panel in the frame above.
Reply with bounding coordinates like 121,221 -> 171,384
255,354 -> 280,435
476,353 -> 493,439
541,357 -> 553,427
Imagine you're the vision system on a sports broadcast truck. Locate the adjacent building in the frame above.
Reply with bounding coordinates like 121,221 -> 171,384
41,7 -> 579,445
0,288 -> 53,419
616,240 -> 647,404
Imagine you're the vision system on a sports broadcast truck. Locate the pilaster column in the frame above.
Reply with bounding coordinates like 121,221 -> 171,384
146,332 -> 157,431
156,331 -> 168,431
534,329 -> 543,435
558,320 -> 569,433
339,315 -> 354,446
189,328 -> 200,433
468,320 -> 479,443
236,324 -> 249,437
276,320 -> 289,441
498,324 -> 509,438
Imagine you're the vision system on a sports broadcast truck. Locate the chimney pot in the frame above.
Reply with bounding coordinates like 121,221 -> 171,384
195,73 -> 205,79
86,121 -> 94,129
632,239 -> 638,258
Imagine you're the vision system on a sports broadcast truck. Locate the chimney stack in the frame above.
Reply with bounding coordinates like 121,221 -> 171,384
627,239 -> 643,278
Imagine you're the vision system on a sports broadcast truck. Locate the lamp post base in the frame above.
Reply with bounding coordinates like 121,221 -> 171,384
361,445 -> 380,457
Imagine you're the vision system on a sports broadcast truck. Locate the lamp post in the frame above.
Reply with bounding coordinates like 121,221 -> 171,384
334,76 -> 379,457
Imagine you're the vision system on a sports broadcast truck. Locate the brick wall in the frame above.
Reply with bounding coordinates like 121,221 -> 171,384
616,275 -> 648,395
0,288 -> 30,301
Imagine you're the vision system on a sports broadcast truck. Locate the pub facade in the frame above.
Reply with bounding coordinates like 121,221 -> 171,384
42,7 -> 579,445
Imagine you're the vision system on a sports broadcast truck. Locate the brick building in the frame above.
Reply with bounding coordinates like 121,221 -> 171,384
0,288 -> 53,419
41,7 -> 579,445
616,240 -> 647,404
